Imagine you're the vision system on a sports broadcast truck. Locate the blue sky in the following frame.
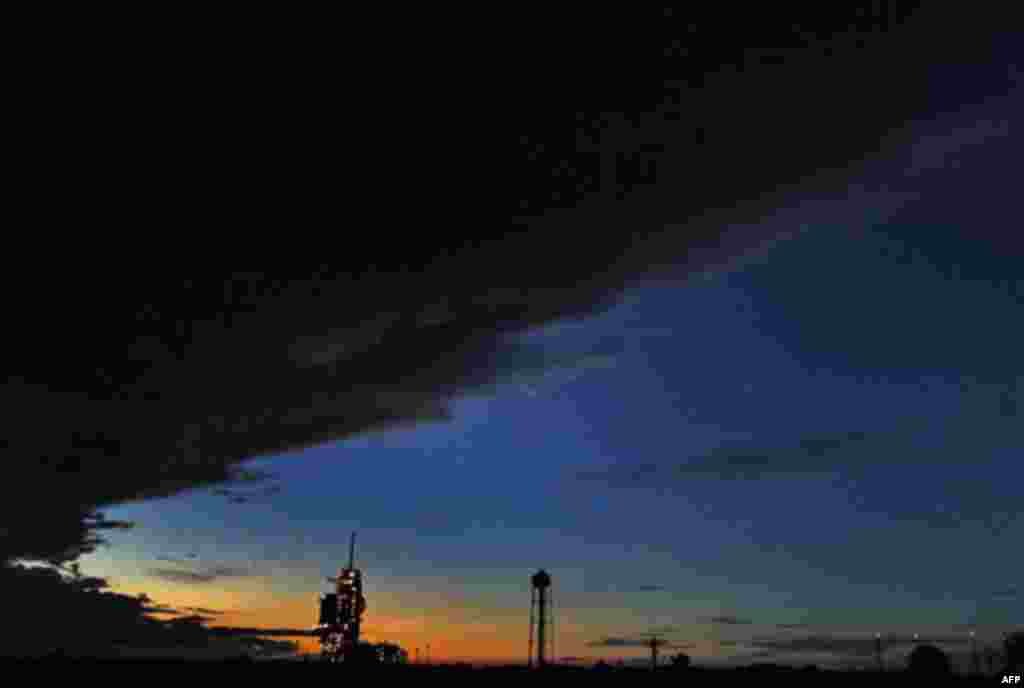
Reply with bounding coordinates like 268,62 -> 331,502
83,217 -> 1022,661
80,72 -> 1021,667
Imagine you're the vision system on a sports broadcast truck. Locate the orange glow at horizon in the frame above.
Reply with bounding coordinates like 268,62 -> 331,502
102,575 -> 704,663
104,578 -> 543,661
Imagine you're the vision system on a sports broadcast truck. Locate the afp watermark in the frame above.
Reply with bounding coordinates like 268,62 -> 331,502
1002,675 -> 1021,685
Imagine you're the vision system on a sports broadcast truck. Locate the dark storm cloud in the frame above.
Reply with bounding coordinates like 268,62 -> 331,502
635,585 -> 666,593
993,587 -> 1019,599
2,6 -> 1013,566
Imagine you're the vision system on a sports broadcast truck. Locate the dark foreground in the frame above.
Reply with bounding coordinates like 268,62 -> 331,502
3,658 -> 1019,686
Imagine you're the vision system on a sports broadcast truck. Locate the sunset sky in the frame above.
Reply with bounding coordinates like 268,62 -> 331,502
79,93 -> 1022,664
4,7 -> 1020,671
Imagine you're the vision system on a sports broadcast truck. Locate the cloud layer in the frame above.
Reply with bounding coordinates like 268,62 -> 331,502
1,7 -> 1012,571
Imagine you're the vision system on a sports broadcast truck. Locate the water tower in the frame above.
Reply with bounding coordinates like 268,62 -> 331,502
528,569 -> 554,668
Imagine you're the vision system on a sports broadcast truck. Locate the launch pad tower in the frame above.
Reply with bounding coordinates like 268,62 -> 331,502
317,532 -> 367,662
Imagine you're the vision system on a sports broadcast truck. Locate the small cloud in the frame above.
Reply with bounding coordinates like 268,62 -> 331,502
587,637 -> 651,648
587,627 -> 684,649
149,569 -> 218,584
185,606 -> 227,616
166,614 -> 215,626
993,587 -> 1019,599
156,553 -> 201,564
142,605 -> 181,615
703,615 -> 753,626
636,585 -> 665,592
212,479 -> 283,505
147,565 -> 252,584
207,566 -> 251,578
577,424 -> 938,486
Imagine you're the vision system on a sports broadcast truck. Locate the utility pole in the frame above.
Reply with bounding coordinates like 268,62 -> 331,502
970,630 -> 980,676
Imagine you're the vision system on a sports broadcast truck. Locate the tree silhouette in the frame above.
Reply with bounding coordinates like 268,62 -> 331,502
1005,631 -> 1024,671
907,644 -> 952,676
